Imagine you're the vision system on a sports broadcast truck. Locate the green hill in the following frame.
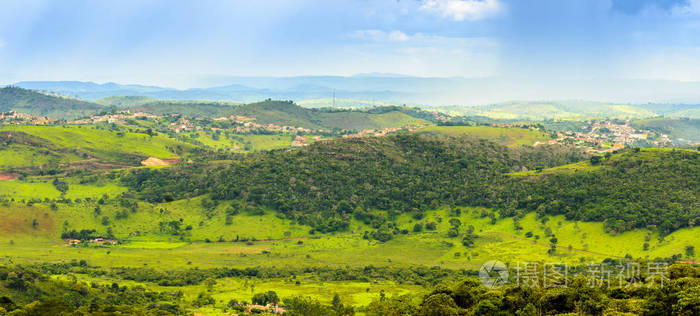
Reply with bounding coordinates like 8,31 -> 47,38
1,132 -> 697,315
128,100 -> 241,117
631,117 -> 700,145
669,108 -> 700,119
507,148 -> 700,234
95,95 -> 159,107
229,100 -> 430,130
122,135 -> 699,236
0,125 -> 192,173
297,98 -> 402,109
454,100 -> 656,120
416,125 -> 552,147
0,86 -> 104,120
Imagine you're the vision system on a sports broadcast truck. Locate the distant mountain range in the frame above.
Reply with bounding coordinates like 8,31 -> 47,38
13,76 -> 700,106
3,82 -> 700,123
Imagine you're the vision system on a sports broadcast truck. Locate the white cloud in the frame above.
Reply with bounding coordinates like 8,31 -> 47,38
420,0 -> 502,21
672,0 -> 700,16
350,30 -> 411,42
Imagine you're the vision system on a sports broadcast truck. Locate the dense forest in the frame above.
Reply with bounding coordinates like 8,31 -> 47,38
122,135 -> 589,232
497,148 -> 700,234
1,262 -> 698,315
121,134 -> 699,235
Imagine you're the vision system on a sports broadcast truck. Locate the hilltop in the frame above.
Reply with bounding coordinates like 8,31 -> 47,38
226,100 -> 432,130
631,117 -> 700,145
0,86 -> 104,120
447,100 -> 658,120
415,125 -> 551,147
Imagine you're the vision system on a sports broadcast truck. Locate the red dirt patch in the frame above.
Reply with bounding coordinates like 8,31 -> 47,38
140,157 -> 180,166
0,173 -> 17,181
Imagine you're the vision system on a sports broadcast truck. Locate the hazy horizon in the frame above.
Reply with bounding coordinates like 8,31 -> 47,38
3,0 -> 700,104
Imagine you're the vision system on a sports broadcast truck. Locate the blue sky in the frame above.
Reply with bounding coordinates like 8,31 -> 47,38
1,0 -> 700,89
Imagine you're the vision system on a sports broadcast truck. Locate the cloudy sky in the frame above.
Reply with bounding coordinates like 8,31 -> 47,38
1,0 -> 700,90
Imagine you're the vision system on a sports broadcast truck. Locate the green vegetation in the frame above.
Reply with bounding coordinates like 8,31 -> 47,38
0,86 -> 103,120
121,135 -> 589,231
229,100 -> 431,130
0,125 -> 191,172
416,125 -> 551,146
95,95 -> 159,107
631,117 -> 700,145
452,100 -> 657,120
503,148 -> 700,234
297,98 -> 403,109
0,116 -> 698,315
129,100 -> 241,117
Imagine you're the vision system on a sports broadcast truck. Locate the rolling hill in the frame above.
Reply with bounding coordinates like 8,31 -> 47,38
0,86 -> 104,120
449,100 -> 657,120
94,95 -> 159,107
0,129 -> 697,315
631,117 -> 700,145
0,125 -> 192,173
227,100 -> 431,130
415,125 -> 552,147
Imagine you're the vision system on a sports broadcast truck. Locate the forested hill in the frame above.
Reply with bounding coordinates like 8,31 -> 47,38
0,86 -> 104,120
123,135 -> 587,231
227,100 -> 433,130
500,148 -> 700,235
123,135 -> 698,235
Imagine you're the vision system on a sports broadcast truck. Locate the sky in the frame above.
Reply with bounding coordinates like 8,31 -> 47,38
1,0 -> 700,97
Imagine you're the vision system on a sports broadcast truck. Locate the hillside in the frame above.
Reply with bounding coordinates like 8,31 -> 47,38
95,95 -> 159,107
0,86 -> 104,120
1,131 -> 697,315
451,100 -> 656,120
631,117 -> 700,145
129,100 -> 241,117
416,125 -> 551,147
669,107 -> 700,119
121,135 -> 699,236
0,125 -> 192,173
229,100 -> 431,130
506,148 -> 700,234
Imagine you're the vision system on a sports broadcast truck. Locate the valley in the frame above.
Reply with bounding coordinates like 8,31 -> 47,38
0,87 -> 698,315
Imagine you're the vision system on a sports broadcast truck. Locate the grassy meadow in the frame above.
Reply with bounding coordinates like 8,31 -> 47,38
0,125 -> 191,172
0,169 -> 698,314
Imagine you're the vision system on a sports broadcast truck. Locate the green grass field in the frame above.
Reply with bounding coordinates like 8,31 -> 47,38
1,125 -> 697,315
0,125 -> 191,171
0,143 -> 83,170
1,198 -> 696,271
1,191 -> 697,314
416,126 -> 551,147
2,125 -> 185,158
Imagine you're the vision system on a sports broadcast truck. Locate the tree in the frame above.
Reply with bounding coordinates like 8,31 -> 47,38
685,245 -> 695,258
252,291 -> 280,305
417,293 -> 459,316
413,223 -> 423,232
